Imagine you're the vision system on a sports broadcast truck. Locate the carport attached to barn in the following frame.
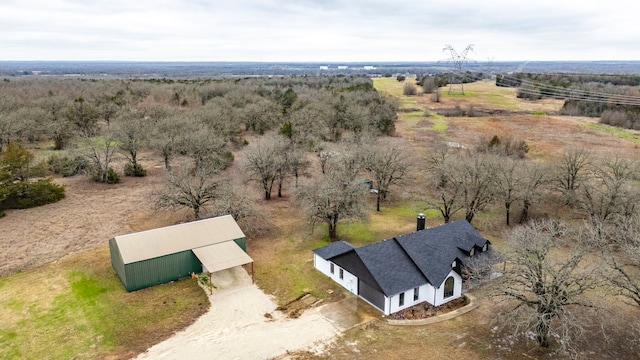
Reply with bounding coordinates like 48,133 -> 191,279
109,215 -> 253,292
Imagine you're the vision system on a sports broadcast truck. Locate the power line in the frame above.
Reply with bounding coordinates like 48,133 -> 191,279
443,68 -> 640,107
443,44 -> 474,95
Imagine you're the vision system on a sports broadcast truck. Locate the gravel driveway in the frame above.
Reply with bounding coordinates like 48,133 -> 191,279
135,267 -> 339,360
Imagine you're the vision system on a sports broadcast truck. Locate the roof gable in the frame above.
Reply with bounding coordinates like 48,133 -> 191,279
113,215 -> 246,264
396,220 -> 490,286
354,239 -> 426,296
312,241 -> 355,259
331,250 -> 384,294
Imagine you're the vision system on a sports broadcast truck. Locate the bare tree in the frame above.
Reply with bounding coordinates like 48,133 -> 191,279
244,136 -> 288,200
589,214 -> 640,308
426,145 -> 464,223
460,152 -> 497,223
518,162 -> 551,223
493,220 -> 601,349
113,110 -> 149,176
78,132 -> 119,183
64,97 -> 100,137
554,148 -> 592,205
152,112 -> 188,170
317,150 -> 337,175
184,125 -> 232,174
240,96 -> 281,134
494,157 -> 521,226
37,95 -> 71,150
578,155 -> 639,225
609,246 -> 640,307
297,152 -> 368,240
365,145 -> 411,211
211,181 -> 264,235
155,165 -> 221,220
287,147 -> 311,188
0,113 -> 19,151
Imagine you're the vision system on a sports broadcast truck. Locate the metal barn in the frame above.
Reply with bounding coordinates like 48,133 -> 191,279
109,215 -> 252,292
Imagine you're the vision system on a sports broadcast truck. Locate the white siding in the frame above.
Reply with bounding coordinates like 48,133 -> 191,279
313,254 -> 358,294
313,254 -> 464,315
432,270 -> 463,306
387,283 -> 439,315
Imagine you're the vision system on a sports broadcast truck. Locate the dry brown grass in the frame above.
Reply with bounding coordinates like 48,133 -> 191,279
3,78 -> 640,359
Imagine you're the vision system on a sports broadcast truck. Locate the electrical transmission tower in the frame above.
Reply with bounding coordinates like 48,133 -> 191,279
443,44 -> 474,95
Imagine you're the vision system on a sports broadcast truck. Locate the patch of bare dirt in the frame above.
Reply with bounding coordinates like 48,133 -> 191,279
391,296 -> 469,320
0,155 -> 168,276
277,292 -> 321,318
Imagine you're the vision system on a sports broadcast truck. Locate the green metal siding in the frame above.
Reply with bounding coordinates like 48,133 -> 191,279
122,251 -> 201,292
233,237 -> 247,251
112,235 -> 249,292
109,238 -> 128,289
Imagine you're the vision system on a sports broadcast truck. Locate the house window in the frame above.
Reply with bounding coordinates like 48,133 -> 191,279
483,243 -> 488,252
444,276 -> 455,298
413,287 -> 419,301
339,268 -> 344,280
469,247 -> 475,256
399,292 -> 405,306
330,263 -> 335,274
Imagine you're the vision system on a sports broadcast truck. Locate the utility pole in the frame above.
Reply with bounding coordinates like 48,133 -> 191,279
443,44 -> 474,95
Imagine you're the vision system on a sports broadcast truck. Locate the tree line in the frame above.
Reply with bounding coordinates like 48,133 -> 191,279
0,75 -> 398,228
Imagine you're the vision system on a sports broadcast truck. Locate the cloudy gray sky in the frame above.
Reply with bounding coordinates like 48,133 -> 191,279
1,0 -> 637,62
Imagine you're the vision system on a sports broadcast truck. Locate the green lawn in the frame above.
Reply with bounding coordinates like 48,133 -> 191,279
0,248 -> 208,359
585,122 -> 640,143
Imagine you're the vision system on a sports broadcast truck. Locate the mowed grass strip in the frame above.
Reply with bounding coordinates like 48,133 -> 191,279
372,77 -> 408,96
585,122 -> 640,143
0,247 -> 208,359
373,77 -> 451,135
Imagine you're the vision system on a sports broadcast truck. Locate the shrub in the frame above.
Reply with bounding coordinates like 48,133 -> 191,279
0,179 -> 65,210
488,135 -> 501,150
218,151 -> 235,170
92,167 -> 120,184
106,167 -> 120,184
396,74 -> 406,82
421,76 -> 437,94
47,154 -> 87,177
124,163 -> 147,177
403,82 -> 417,96
516,85 -> 542,100
430,90 -> 441,103
461,295 -> 469,306
478,134 -> 529,158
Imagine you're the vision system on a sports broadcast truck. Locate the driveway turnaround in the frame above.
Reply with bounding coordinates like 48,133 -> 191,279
135,267 -> 339,360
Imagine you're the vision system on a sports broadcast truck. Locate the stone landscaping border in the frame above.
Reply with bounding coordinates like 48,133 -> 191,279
386,294 -> 479,326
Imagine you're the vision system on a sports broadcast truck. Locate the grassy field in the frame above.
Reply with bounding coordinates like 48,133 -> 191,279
0,247 -> 208,359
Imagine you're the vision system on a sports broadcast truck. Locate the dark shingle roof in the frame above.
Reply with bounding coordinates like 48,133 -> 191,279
395,220 -> 489,286
355,239 -> 427,296
312,241 -> 355,259
313,220 -> 492,296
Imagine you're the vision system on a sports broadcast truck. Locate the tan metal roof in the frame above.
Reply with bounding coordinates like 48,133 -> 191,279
113,215 -> 246,264
192,242 -> 253,273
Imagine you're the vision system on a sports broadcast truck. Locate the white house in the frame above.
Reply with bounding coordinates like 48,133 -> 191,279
313,219 -> 492,315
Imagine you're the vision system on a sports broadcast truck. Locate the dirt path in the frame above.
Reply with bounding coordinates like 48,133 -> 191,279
135,267 -> 339,360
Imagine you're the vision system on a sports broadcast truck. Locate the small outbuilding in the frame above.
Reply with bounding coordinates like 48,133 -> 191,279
109,215 -> 252,292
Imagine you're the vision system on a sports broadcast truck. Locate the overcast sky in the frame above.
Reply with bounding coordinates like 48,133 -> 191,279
1,0 -> 638,62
